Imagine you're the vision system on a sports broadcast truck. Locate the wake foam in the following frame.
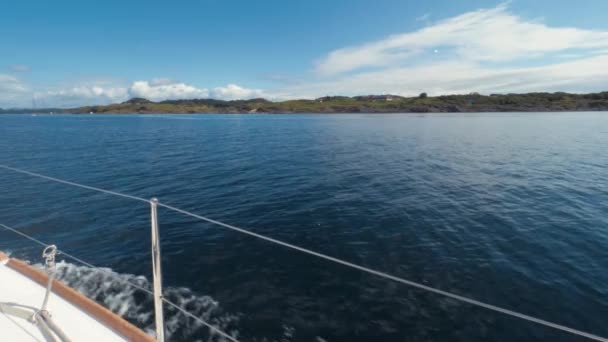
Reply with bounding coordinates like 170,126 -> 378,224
49,261 -> 240,341
32,260 -> 322,341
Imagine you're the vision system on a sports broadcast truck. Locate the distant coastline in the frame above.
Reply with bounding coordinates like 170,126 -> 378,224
2,91 -> 608,114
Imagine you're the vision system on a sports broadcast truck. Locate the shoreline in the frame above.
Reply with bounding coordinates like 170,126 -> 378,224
2,91 -> 608,115
2,109 -> 608,115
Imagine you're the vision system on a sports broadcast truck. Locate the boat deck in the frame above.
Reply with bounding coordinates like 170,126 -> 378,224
0,252 -> 152,341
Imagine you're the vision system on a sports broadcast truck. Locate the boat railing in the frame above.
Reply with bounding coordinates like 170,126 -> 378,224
0,222 -> 237,342
0,163 -> 607,342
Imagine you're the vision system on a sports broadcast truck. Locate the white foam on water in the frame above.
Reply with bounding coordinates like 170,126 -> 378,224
28,260 -> 325,342
45,261 -> 240,341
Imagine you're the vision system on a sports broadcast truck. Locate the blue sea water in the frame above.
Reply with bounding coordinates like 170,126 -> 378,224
0,112 -> 607,342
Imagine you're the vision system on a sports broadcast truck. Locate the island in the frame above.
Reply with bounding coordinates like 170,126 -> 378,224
2,92 -> 608,114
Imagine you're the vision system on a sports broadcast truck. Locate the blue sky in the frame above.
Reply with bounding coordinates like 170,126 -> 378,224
2,0 -> 608,107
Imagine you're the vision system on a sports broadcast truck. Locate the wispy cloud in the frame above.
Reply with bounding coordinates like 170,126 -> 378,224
4,4 -> 608,108
0,75 -> 27,92
40,85 -> 129,107
0,74 -> 29,107
8,64 -> 31,72
415,13 -> 430,22
314,3 -> 608,77
277,55 -> 608,98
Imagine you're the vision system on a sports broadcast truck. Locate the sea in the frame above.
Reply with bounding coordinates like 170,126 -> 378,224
0,112 -> 607,342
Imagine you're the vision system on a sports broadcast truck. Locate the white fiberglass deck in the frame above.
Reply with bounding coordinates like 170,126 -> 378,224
0,259 -> 129,341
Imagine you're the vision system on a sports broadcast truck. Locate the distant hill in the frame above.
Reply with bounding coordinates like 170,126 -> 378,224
3,92 -> 608,114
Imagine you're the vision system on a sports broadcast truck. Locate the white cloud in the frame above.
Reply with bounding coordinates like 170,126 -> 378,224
210,84 -> 264,100
35,80 -> 210,107
29,80 -> 266,107
128,80 -> 209,101
315,3 -> 608,76
129,81 -> 263,101
6,4 -> 608,108
129,81 -> 264,101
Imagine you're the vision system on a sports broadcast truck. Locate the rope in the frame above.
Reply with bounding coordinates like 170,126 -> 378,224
1,164 -> 607,341
0,164 -> 149,204
157,203 -> 608,341
0,223 -> 239,342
